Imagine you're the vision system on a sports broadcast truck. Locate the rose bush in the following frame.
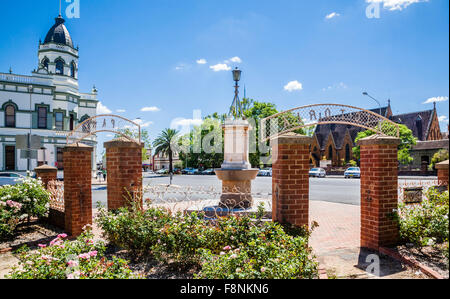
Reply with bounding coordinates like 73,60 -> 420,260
0,177 -> 50,240
97,204 -> 318,279
7,228 -> 138,279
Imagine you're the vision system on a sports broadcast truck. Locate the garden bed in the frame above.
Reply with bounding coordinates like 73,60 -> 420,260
0,221 -> 63,252
395,244 -> 449,279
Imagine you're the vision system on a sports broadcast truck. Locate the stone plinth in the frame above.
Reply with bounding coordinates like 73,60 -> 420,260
215,169 -> 259,209
436,160 -> 449,189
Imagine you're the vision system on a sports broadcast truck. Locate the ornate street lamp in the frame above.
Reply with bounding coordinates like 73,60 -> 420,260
229,67 -> 243,119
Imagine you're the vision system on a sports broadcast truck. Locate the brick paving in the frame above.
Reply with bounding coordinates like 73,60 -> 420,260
309,201 -> 360,254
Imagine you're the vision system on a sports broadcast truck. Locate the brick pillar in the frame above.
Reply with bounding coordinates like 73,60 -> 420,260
34,165 -> 57,189
436,160 -> 449,189
63,144 -> 93,237
104,138 -> 143,211
358,135 -> 401,251
271,133 -> 313,228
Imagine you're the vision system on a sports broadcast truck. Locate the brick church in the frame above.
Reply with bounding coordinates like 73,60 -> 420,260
310,101 -> 447,167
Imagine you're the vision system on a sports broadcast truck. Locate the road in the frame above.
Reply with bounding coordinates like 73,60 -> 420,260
92,174 -> 435,208
92,175 -> 362,207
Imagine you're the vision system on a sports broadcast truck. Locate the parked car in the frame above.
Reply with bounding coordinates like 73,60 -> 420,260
186,168 -> 200,175
156,169 -> 169,175
0,172 -> 25,186
181,168 -> 193,174
201,169 -> 215,175
344,167 -> 361,179
258,168 -> 272,177
309,168 -> 327,178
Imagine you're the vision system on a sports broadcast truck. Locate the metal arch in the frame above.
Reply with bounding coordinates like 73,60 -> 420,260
66,114 -> 141,145
260,103 -> 400,142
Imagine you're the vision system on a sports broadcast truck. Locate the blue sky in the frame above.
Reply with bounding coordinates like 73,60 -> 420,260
0,0 -> 448,159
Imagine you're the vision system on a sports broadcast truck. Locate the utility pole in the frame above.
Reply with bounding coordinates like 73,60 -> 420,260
27,85 -> 33,172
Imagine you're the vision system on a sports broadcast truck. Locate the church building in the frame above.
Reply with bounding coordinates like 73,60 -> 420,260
0,14 -> 98,171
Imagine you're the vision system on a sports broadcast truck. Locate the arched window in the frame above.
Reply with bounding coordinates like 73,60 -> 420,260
55,58 -> 64,75
328,145 -> 333,160
345,144 -> 351,162
70,61 -> 76,78
5,105 -> 15,128
42,58 -> 49,70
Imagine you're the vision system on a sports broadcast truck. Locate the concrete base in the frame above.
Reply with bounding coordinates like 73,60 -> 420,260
215,169 -> 259,209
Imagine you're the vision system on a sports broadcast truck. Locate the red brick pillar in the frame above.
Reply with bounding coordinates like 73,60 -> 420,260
63,144 -> 93,237
34,165 -> 57,189
358,135 -> 401,250
436,160 -> 449,189
271,133 -> 313,228
104,138 -> 143,211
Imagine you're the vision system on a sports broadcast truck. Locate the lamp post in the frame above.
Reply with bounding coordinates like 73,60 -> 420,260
362,92 -> 382,116
229,67 -> 243,119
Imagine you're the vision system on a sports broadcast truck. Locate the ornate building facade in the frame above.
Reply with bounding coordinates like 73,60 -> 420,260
0,15 -> 98,171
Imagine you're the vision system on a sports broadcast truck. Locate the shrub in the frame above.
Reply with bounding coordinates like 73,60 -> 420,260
398,187 -> 449,246
7,228 -> 138,279
97,204 -> 318,279
0,177 -> 50,240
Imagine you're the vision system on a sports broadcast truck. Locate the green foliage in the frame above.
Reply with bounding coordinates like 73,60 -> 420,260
430,149 -> 449,170
7,229 -> 137,279
96,205 -> 318,279
353,122 -> 417,164
0,177 -> 50,240
348,160 -> 358,167
153,128 -> 180,173
398,188 -> 449,247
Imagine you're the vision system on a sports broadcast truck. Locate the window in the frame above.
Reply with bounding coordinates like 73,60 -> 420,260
56,147 -> 64,170
38,107 -> 47,129
69,114 -> 74,131
70,62 -> 76,78
55,112 -> 64,131
345,144 -> 351,162
55,59 -> 64,75
42,58 -> 49,70
5,105 -> 15,127
328,145 -> 333,160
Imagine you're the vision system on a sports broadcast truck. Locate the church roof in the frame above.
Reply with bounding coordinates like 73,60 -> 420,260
43,15 -> 73,48
389,109 -> 434,141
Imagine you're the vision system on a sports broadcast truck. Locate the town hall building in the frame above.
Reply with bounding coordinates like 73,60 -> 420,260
0,14 -> 98,172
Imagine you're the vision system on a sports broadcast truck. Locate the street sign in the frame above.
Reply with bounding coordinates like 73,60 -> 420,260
15,135 -> 42,150
20,149 -> 38,160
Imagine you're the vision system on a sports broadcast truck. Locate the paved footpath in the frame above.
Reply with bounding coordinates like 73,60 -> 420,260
309,201 -> 428,279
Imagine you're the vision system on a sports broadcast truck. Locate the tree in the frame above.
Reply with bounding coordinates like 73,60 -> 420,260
430,149 -> 449,170
153,128 -> 180,173
352,122 -> 417,165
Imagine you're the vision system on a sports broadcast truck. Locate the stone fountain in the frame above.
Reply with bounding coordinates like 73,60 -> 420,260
215,68 -> 259,209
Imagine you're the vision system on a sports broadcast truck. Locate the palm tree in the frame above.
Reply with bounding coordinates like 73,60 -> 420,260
153,128 -> 179,174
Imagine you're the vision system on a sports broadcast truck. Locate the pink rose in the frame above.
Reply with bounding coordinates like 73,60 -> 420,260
223,246 -> 232,251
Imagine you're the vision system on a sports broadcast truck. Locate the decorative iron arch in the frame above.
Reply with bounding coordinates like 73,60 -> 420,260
261,103 -> 400,142
66,114 -> 141,145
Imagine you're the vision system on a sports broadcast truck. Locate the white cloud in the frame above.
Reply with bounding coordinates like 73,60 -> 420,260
141,106 -> 161,112
210,63 -> 231,72
284,80 -> 303,92
229,56 -> 242,63
97,102 -> 112,114
133,119 -> 154,128
366,0 -> 428,11
423,96 -> 449,104
439,116 -> 449,123
116,109 -> 126,113
322,82 -> 348,91
172,118 -> 203,127
325,12 -> 340,19
196,59 -> 207,65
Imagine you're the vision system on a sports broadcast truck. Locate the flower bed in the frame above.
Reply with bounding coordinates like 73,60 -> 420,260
7,228 -> 138,279
96,203 -> 318,279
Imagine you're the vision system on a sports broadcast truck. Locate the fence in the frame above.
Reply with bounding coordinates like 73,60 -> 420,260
47,180 -> 65,228
143,184 -> 272,219
398,180 -> 445,204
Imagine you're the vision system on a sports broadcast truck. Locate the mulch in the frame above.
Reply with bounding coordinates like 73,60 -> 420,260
0,221 -> 64,253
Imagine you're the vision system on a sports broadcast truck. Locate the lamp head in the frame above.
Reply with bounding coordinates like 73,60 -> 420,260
232,67 -> 242,82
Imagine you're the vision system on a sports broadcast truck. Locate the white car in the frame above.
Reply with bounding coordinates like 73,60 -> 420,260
258,168 -> 272,177
309,168 -> 327,178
